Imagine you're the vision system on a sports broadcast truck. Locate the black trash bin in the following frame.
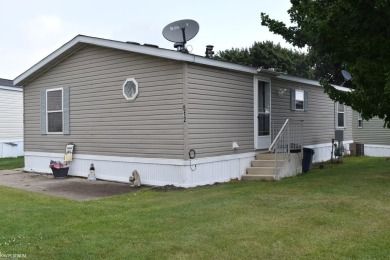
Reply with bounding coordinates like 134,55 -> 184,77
302,148 -> 315,173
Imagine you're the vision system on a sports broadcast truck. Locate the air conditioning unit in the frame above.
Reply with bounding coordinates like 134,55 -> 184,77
350,142 -> 364,156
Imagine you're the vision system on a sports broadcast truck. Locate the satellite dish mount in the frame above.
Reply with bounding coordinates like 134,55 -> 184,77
162,19 -> 199,53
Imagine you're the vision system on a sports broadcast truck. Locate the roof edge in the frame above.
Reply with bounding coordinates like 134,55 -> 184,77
14,35 -> 82,86
0,85 -> 23,92
14,35 -> 257,86
277,74 -> 351,92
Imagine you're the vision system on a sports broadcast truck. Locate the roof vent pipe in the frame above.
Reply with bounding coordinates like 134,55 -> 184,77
205,45 -> 214,58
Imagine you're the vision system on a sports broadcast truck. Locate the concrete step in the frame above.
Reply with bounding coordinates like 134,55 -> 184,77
256,153 -> 275,160
251,160 -> 277,167
246,167 -> 275,175
241,174 -> 275,181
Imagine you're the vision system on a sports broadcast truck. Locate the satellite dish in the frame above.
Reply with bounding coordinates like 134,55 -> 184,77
162,19 -> 199,52
341,70 -> 352,86
341,70 -> 352,81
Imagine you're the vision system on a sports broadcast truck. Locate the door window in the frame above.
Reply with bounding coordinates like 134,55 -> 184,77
258,81 -> 270,136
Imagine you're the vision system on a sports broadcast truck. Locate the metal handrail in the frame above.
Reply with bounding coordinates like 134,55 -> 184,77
268,119 -> 303,180
269,119 -> 289,152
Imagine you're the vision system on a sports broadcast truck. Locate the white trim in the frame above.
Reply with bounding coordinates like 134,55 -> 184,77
253,76 -> 258,149
357,112 -> 363,128
336,102 -> 346,129
15,35 -> 257,86
0,86 -> 23,92
122,78 -> 139,101
24,151 -> 256,187
294,89 -> 305,111
254,76 -> 272,149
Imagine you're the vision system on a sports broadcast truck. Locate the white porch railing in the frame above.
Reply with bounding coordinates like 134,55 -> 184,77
269,119 -> 303,179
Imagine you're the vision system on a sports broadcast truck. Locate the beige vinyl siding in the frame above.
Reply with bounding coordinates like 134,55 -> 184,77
271,78 -> 353,145
24,45 -> 185,159
352,111 -> 390,145
187,64 -> 254,158
0,89 -> 23,139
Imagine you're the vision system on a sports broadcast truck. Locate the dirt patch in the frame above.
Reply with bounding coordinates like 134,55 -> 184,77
150,182 -> 224,192
151,185 -> 185,192
43,179 -> 142,200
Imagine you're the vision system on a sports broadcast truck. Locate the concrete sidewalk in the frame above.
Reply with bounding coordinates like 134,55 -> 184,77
0,169 -> 139,201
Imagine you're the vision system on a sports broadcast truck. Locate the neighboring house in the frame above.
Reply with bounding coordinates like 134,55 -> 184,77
0,78 -> 23,158
14,35 -> 352,187
352,111 -> 390,156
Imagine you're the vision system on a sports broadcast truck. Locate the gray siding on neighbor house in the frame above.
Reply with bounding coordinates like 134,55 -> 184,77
352,111 -> 390,145
271,78 -> 353,146
24,45 -> 185,159
186,64 -> 254,158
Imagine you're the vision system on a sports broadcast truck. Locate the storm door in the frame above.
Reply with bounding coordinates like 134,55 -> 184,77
256,80 -> 271,149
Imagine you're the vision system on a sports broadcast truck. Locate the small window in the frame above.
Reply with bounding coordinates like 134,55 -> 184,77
337,103 -> 346,128
123,78 -> 138,101
291,89 -> 308,111
358,112 -> 363,128
295,90 -> 304,110
47,89 -> 63,133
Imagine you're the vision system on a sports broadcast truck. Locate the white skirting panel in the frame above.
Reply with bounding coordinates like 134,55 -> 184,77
24,151 -> 256,187
0,140 -> 23,158
364,144 -> 390,157
304,140 -> 353,163
185,154 -> 255,186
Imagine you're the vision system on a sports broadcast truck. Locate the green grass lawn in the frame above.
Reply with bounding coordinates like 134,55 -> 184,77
0,156 -> 389,259
0,156 -> 24,170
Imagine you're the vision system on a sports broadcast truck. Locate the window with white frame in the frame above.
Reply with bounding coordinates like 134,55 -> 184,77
122,78 -> 139,101
358,112 -> 363,128
337,103 -> 346,128
291,89 -> 308,111
47,89 -> 63,133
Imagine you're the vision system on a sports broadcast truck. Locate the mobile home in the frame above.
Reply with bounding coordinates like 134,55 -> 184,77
352,111 -> 390,157
15,35 -> 352,186
0,78 -> 23,158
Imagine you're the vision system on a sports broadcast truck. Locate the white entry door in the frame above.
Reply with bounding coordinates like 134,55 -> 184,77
256,80 -> 271,149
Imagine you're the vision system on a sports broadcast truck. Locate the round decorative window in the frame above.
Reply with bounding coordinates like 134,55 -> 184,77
122,78 -> 139,101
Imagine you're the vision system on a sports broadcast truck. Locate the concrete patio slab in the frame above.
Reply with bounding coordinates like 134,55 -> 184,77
0,169 -> 140,201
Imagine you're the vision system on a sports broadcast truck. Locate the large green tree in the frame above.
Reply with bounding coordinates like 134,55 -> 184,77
261,0 -> 390,127
217,41 -> 313,79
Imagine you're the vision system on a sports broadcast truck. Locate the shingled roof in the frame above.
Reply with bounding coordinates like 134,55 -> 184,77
0,78 -> 22,91
0,78 -> 13,87
13,35 -> 349,92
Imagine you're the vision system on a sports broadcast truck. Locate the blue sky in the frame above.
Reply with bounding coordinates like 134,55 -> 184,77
0,0 -> 293,80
